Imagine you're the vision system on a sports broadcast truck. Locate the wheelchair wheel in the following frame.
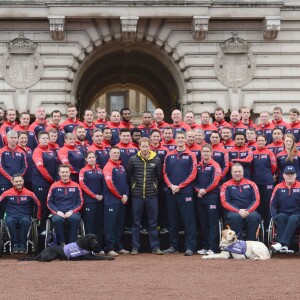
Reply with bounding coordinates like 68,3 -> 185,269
31,220 -> 39,254
0,219 -> 4,254
257,221 -> 264,243
78,219 -> 85,238
268,218 -> 276,246
44,218 -> 51,249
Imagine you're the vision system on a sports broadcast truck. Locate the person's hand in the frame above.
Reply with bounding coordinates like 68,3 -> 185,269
238,209 -> 249,218
36,220 -> 41,227
170,184 -> 180,194
56,211 -> 65,218
198,189 -> 206,198
121,195 -> 128,204
95,195 -> 103,201
64,211 -> 73,218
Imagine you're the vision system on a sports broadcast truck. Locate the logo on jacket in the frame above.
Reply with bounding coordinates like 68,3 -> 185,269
182,156 -> 189,160
243,185 -> 250,189
20,197 -> 27,201
185,197 -> 192,202
69,188 -> 76,192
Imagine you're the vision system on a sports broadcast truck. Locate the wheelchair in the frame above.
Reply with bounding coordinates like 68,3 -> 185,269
268,218 -> 300,253
0,218 -> 39,255
45,214 -> 85,249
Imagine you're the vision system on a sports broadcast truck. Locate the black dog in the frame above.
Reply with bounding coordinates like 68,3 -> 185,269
19,234 -> 114,262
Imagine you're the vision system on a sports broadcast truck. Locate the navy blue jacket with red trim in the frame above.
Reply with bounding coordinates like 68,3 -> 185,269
103,159 -> 129,206
46,123 -> 65,147
82,121 -> 97,145
151,143 -> 169,164
28,120 -> 48,137
256,122 -> 275,145
47,179 -> 84,214
276,150 -> 300,183
267,140 -> 284,156
60,118 -> 83,134
95,119 -> 109,131
220,178 -> 260,213
75,140 -> 90,157
115,142 -> 138,169
88,143 -> 109,169
79,165 -> 104,203
107,121 -> 120,146
17,145 -> 33,184
0,187 -> 41,219
162,138 -> 177,151
163,148 -> 197,194
286,121 -> 300,143
212,143 -> 229,180
270,181 -> 300,217
58,144 -> 85,174
14,124 -> 38,151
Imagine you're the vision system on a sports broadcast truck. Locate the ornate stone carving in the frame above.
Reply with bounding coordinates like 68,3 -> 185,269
192,16 -> 210,40
48,16 -> 65,40
0,33 -> 43,89
120,16 -> 139,41
214,33 -> 256,91
263,16 -> 281,40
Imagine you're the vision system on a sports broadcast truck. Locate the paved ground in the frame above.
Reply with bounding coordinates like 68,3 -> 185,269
0,253 -> 299,300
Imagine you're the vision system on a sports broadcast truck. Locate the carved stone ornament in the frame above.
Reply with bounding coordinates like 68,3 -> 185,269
48,16 -> 66,40
192,16 -> 210,40
214,33 -> 256,90
120,16 -> 139,41
0,33 -> 43,89
263,16 -> 281,40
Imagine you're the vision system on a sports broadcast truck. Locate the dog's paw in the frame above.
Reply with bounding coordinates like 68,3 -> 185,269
202,255 -> 212,259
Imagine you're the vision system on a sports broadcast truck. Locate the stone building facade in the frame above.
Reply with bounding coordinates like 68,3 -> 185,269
0,0 -> 299,121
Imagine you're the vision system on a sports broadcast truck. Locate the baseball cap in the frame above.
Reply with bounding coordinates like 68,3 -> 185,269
284,166 -> 296,174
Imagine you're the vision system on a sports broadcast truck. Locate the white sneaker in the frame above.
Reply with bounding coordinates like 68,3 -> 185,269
197,249 -> 207,255
40,231 -> 46,236
279,246 -> 294,253
206,250 -> 215,255
271,242 -> 282,252
107,250 -> 119,257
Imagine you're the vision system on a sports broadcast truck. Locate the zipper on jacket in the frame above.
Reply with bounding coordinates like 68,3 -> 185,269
143,160 -> 146,198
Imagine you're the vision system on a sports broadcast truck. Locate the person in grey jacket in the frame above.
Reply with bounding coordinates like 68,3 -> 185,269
127,137 -> 163,255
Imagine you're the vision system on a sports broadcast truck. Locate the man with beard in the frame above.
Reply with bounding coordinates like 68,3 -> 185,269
82,109 -> 97,145
138,111 -> 158,138
119,108 -> 134,130
130,128 -> 142,148
75,125 -> 89,156
46,110 -> 65,147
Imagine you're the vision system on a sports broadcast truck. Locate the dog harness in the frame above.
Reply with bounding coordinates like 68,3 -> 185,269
223,240 -> 248,259
63,242 -> 90,259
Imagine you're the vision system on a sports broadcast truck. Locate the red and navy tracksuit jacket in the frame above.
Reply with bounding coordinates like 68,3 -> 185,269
286,121 -> 300,143
115,142 -> 138,169
270,180 -> 300,217
82,121 -> 97,145
194,159 -> 222,194
228,145 -> 253,179
151,143 -> 169,164
276,150 -> 300,182
229,121 -> 248,136
119,121 -> 134,130
28,120 -> 48,137
103,159 -> 129,206
47,179 -> 84,214
16,145 -> 33,185
107,121 -> 121,146
163,148 -> 197,194
32,145 -> 58,185
171,122 -> 191,136
137,123 -> 159,138
0,121 -> 17,146
103,139 -> 112,151
0,146 -> 27,186
75,140 -> 90,156
95,119 -> 109,130
46,123 -> 65,147
252,147 -> 277,185
212,143 -> 229,180
162,138 -> 177,151
256,122 -> 275,145
267,140 -> 284,156
198,123 -> 218,143
79,165 -> 104,203
213,119 -> 231,132
60,118 -> 83,134
156,121 -> 171,132
0,187 -> 41,219
247,140 -> 258,151
88,143 -> 109,169
58,144 -> 85,175
48,142 -> 60,157
187,142 -> 202,162
243,119 -> 257,130
272,119 -> 290,135
222,139 -> 235,150
220,178 -> 260,212
14,124 -> 38,151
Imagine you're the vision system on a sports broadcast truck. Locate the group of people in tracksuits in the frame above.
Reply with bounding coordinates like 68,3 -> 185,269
0,103 -> 300,256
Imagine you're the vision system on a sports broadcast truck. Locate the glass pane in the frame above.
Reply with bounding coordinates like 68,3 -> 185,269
147,98 -> 155,113
110,96 -> 124,111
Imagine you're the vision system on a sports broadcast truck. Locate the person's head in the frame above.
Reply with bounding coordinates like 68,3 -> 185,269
175,131 -> 186,148
273,107 -> 282,121
103,127 -> 112,141
184,111 -> 195,126
234,133 -> 246,147
171,109 -> 182,123
221,126 -> 232,141
210,131 -> 220,145
153,108 -> 165,123
289,108 -> 299,123
38,131 -> 49,146
85,151 -> 96,166
120,108 -> 131,122
119,128 -> 131,144
195,128 -> 204,144
186,130 -> 195,145
58,164 -> 71,182
230,111 -> 241,124
150,129 -> 161,145
272,128 -> 283,142
231,163 -> 244,182
259,111 -> 269,124
139,137 -> 151,157
67,104 -> 77,119
11,174 -> 24,191
109,146 -> 120,161
110,110 -> 121,123
19,112 -> 30,127
7,130 -> 18,147
163,126 -> 174,141
284,134 -> 296,152
18,131 -> 28,147
48,128 -> 58,143
257,135 -> 267,148
200,111 -> 210,125
202,144 -> 213,161
64,133 -> 76,146
35,107 -> 46,120
92,129 -> 103,145
130,128 -> 142,145
240,106 -> 251,122
96,106 -> 107,120
246,128 -> 256,142
142,111 -> 152,126
6,109 -> 16,123
283,165 -> 297,185
83,109 -> 94,123
51,110 -> 62,125
214,107 -> 225,122
75,125 -> 86,142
